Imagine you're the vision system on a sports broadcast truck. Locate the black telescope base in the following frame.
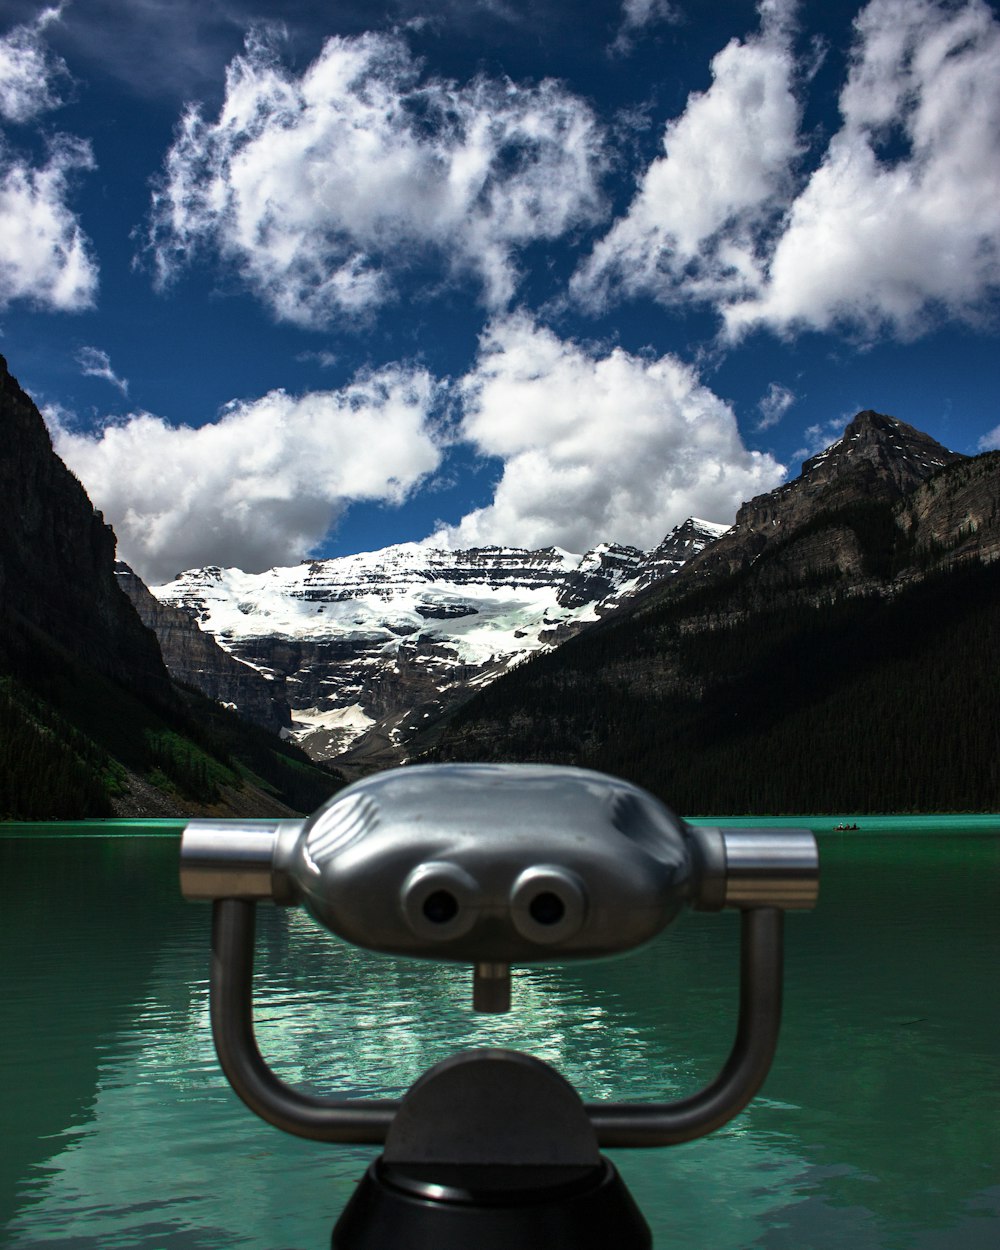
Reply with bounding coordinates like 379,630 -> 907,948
332,1156 -> 651,1250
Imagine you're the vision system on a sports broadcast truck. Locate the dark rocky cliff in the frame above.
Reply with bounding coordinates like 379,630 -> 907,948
0,353 -> 340,819
0,354 -> 173,703
895,451 -> 1000,569
678,410 -> 966,591
115,562 -> 291,732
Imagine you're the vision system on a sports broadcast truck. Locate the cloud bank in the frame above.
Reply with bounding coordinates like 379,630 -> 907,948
434,314 -> 785,552
48,366 -> 444,584
49,319 -> 787,580
147,27 -> 608,326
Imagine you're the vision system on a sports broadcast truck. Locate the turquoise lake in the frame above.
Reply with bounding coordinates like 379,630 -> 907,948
1,820 -> 997,1248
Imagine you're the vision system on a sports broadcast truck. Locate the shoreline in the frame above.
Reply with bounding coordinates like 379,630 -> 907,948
3,814 -> 998,838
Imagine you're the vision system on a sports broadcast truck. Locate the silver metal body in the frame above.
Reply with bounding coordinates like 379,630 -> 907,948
181,764 -> 817,950
181,762 -> 818,1150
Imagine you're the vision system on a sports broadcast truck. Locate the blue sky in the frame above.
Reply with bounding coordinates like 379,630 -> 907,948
1,0 -> 998,585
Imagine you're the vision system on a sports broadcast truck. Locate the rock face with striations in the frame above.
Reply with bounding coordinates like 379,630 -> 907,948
678,410 -> 967,592
895,451 -> 1000,569
0,354 -> 173,703
115,562 -> 291,732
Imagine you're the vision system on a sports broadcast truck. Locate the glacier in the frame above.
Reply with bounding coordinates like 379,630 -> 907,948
151,520 -> 727,770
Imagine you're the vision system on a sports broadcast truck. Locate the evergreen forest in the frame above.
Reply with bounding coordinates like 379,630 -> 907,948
0,622 -> 343,821
426,561 -> 1000,814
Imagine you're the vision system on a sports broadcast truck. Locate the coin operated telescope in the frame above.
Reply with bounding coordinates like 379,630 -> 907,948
181,763 -> 818,1249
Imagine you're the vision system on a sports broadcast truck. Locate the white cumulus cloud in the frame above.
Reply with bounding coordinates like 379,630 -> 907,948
578,0 -> 1000,344
724,0 -> 1000,338
576,0 -> 802,309
0,7 -> 98,312
0,6 -> 65,124
0,135 -> 98,311
434,313 -> 785,552
147,27 -> 608,326
47,365 -> 445,584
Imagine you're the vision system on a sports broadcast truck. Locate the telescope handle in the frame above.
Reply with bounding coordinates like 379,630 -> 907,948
209,898 -> 782,1148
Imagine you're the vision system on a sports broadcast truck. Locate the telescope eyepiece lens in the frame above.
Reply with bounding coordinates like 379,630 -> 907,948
423,890 -> 459,925
510,866 -> 586,945
529,891 -> 565,926
401,862 -> 480,940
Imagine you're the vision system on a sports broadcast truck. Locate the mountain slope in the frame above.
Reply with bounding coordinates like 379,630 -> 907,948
672,410 -> 966,592
0,354 -> 342,819
423,414 -> 1000,813
0,355 -> 175,708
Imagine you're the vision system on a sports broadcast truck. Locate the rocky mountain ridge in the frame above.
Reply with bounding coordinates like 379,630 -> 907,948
150,518 -> 727,770
672,410 -> 968,595
422,410 -> 1000,812
144,409 -> 996,780
7,332 -> 994,820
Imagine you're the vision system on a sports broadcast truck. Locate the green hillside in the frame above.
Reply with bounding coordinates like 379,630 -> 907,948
0,623 -> 343,821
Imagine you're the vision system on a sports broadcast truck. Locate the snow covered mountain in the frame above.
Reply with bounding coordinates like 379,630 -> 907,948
150,518 -> 727,770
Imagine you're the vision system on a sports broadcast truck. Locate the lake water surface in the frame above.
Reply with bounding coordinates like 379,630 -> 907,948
1,822 -> 997,1249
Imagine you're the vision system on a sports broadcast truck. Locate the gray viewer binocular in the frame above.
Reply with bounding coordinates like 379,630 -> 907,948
181,762 -> 818,1248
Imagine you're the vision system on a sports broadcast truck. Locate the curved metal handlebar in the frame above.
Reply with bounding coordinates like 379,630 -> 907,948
590,907 -> 782,1146
210,897 -> 783,1148
211,899 -> 397,1143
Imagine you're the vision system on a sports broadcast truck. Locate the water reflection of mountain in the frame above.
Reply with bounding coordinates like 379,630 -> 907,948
4,834 -> 997,1249
128,904 -> 695,1103
4,893 -> 816,1250
251,908 -> 689,1100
